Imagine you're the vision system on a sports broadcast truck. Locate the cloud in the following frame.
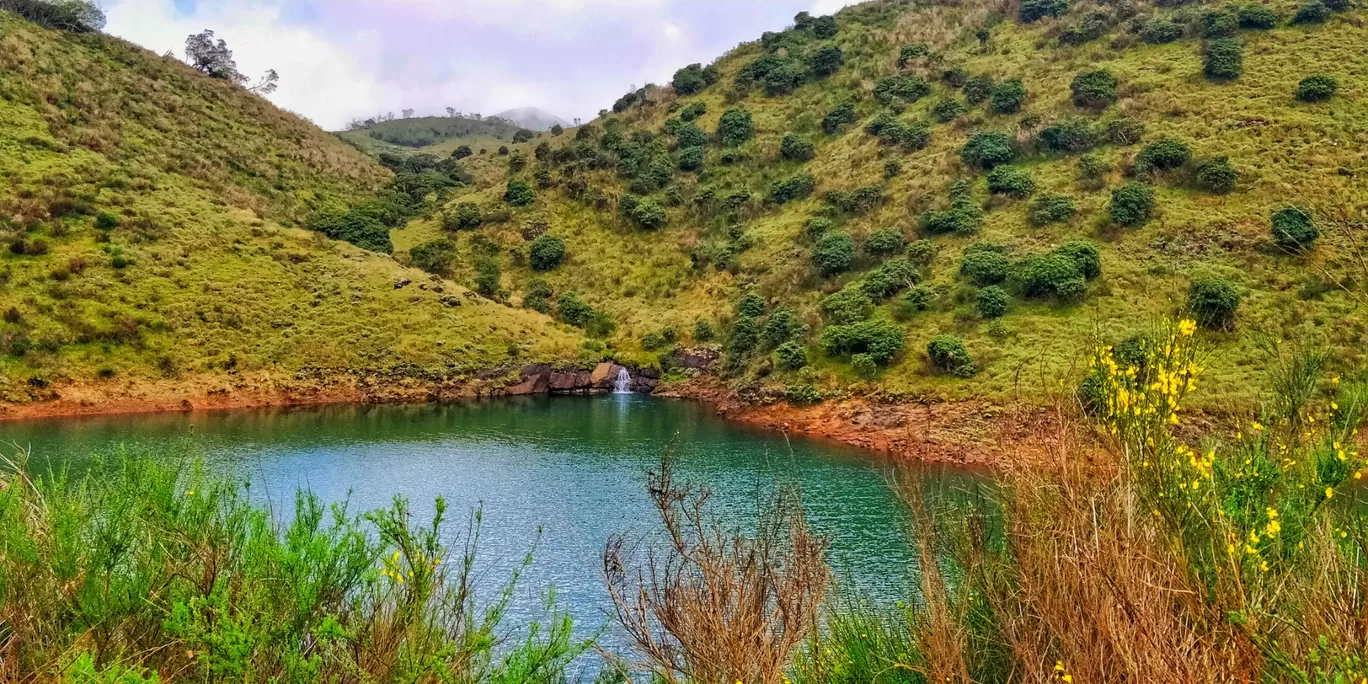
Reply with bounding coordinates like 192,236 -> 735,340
103,0 -> 836,130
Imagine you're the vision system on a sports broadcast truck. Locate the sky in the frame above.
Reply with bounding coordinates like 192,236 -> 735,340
103,0 -> 857,130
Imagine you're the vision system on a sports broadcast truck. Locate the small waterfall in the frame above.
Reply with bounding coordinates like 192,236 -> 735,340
613,367 -> 633,394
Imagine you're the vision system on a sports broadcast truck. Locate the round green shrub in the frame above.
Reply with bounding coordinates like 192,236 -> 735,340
813,231 -> 856,276
718,109 -> 754,146
976,286 -> 1010,318
679,101 -> 707,122
906,239 -> 938,267
1270,206 -> 1319,252
851,353 -> 879,379
1237,3 -> 1280,28
1054,241 -> 1101,279
986,166 -> 1037,198
1187,277 -> 1242,329
677,146 -> 705,172
963,74 -> 995,104
927,335 -> 978,377
1109,182 -> 1156,227
822,285 -> 874,325
781,134 -> 816,162
528,234 -> 566,271
1070,69 -> 1119,109
1195,157 -> 1237,194
1201,9 -> 1240,37
1136,138 -> 1192,172
762,309 -> 807,348
737,292 -> 767,319
1293,0 -> 1330,23
1029,193 -> 1077,225
874,75 -> 932,105
820,320 -> 906,364
1140,19 -> 1184,44
861,258 -> 918,300
409,238 -> 457,275
1203,38 -> 1244,81
523,279 -> 553,313
95,212 -> 120,230
961,247 -> 1010,286
1020,0 -> 1068,23
804,216 -> 834,241
990,78 -> 1027,114
810,45 -> 844,77
774,341 -> 809,370
675,123 -> 708,148
896,285 -> 938,319
960,131 -> 1016,169
694,320 -> 715,341
1296,74 -> 1338,102
768,173 -> 818,204
884,160 -> 903,178
1037,119 -> 1098,153
726,317 -> 761,358
1016,253 -> 1087,300
557,292 -> 593,327
865,229 -> 905,257
503,179 -> 535,206
630,199 -> 667,229
931,98 -> 965,123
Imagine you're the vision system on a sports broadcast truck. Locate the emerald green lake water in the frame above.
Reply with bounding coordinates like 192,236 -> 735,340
2,395 -> 988,665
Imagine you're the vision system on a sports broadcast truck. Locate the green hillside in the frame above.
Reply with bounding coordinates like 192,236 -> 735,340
394,0 -> 1368,408
0,13 -> 582,402
337,114 -> 534,157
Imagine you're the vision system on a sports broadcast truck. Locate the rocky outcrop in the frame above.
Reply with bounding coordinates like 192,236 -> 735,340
496,362 -> 652,396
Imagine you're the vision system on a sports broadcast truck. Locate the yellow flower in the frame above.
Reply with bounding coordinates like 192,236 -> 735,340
186,490 -> 195,496
1326,488 -> 1335,500
1062,676 -> 1073,683
1179,319 -> 1197,336
1251,421 -> 1264,432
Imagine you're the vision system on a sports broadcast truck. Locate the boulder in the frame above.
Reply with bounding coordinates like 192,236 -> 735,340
589,362 -> 616,386
549,372 -> 592,391
393,277 -> 411,289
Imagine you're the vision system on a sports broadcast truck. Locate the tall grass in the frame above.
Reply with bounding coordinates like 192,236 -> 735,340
0,452 -> 590,682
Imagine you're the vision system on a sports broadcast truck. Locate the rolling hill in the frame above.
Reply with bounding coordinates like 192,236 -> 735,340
495,107 -> 572,131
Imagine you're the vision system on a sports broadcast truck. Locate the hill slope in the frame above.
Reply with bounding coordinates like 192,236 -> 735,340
495,107 -> 572,131
0,14 -> 582,403
396,0 -> 1368,409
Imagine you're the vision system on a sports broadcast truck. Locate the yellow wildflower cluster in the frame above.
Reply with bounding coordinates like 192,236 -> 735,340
1090,319 -> 1202,445
1053,660 -> 1074,682
378,549 -> 442,585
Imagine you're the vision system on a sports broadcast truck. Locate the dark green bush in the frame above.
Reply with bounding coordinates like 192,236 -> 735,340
474,257 -> 501,297
694,320 -> 714,341
1324,0 -> 1349,10
768,173 -> 817,204
804,216 -> 834,241
1037,119 -> 1098,153
737,292 -> 767,319
850,354 -> 878,379
927,335 -> 977,377
774,341 -> 809,370
523,279 -> 553,313
1195,157 -> 1238,194
813,231 -> 856,276
874,75 -> 931,105
1109,182 -> 1156,227
884,160 -> 903,178
762,309 -> 807,348
675,123 -> 708,148
898,43 -> 933,67
679,101 -> 707,122
963,74 -> 995,104
1136,138 -> 1192,172
989,78 -> 1027,114
1016,253 -> 1087,301
896,285 -> 938,318
1059,11 -> 1110,44
677,146 -> 705,172
961,246 -> 1011,286
1237,3 -> 1280,28
528,234 -> 566,271
1029,193 -> 1078,225
810,45 -> 844,77
822,101 -> 858,134
960,131 -> 1016,169
718,109 -> 754,146
630,199 -> 667,229
820,320 -> 906,364
986,166 -> 1037,198
1054,241 -> 1101,279
1071,69 -> 1119,109
1271,206 -> 1319,251
1296,75 -> 1338,102
1104,118 -> 1146,146
764,63 -> 807,96
931,98 -> 966,123
672,63 -> 709,95
822,285 -> 874,325
1201,8 -> 1240,37
976,286 -> 1011,318
781,135 -> 816,162
861,258 -> 918,300
409,238 -> 456,275
725,317 -> 760,359
1203,38 -> 1244,81
865,229 -> 905,257
1187,277 -> 1242,329
94,212 -> 119,230
813,15 -> 838,38
1139,18 -> 1184,43
907,239 -> 938,267
504,179 -> 535,206
1292,0 -> 1330,23
1020,0 -> 1068,22
308,209 -> 393,253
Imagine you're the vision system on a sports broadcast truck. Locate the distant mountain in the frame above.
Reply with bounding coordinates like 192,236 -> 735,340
493,107 -> 570,132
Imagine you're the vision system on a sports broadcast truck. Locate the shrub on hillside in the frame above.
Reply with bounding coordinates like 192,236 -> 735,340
1037,119 -> 1098,153
963,74 -> 995,104
679,101 -> 707,122
906,239 -> 938,267
1109,182 -> 1156,227
672,63 -> 709,95
693,320 -> 715,341
764,63 -> 807,96
927,335 -> 977,377
780,135 -> 816,162
474,257 -> 501,297
1020,0 -> 1068,23
523,279 -> 554,313
1195,157 -> 1238,194
1187,277 -> 1242,329
820,320 -> 906,365
960,131 -> 1016,169
452,145 -> 474,160
504,180 -> 535,206
1292,0 -> 1330,23
409,238 -> 456,275
813,231 -> 856,276
823,286 -> 874,325
528,234 -> 567,271
1059,11 -> 1110,44
1054,241 -> 1102,279
774,341 -> 808,370
762,309 -> 807,348
822,101 -> 858,134
810,45 -> 844,77
961,246 -> 1011,286
977,286 -> 1011,318
718,109 -> 754,146
446,202 -> 483,230
804,216 -> 834,241
931,98 -> 966,123
768,173 -> 817,204
1104,118 -> 1146,146
861,258 -> 918,300
677,146 -> 705,172
1237,3 -> 1280,28
1296,75 -> 1338,102
556,292 -> 593,327
850,353 -> 879,379
308,209 -> 393,253
987,166 -> 1036,198
1271,206 -> 1319,252
1071,70 -> 1119,109
736,292 -> 767,319
1016,252 -> 1087,301
1139,18 -> 1184,44
812,14 -> 838,38
898,43 -> 933,67
2,0 -> 105,31
989,78 -> 1027,114
1029,193 -> 1078,225
874,75 -> 932,105
864,229 -> 905,258
675,123 -> 708,148
922,181 -> 984,235
1201,8 -> 1240,37
629,199 -> 667,229
1203,38 -> 1244,81
896,285 -> 938,318
1135,138 -> 1192,173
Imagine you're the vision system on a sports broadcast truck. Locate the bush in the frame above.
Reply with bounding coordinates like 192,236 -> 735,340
672,63 -> 709,95
780,135 -> 815,162
960,131 -> 1016,169
977,286 -> 1011,318
884,160 -> 903,178
1187,277 -> 1242,329
1195,157 -> 1237,194
774,341 -> 809,370
931,98 -> 965,123
1059,10 -> 1110,44
1071,70 -> 1119,109
874,75 -> 931,105
1029,193 -> 1078,225
1237,3 -> 1280,28
2,0 -> 105,32
820,320 -> 906,365
813,231 -> 856,276
1139,18 -> 1184,44
1271,206 -> 1319,252
822,101 -> 858,134
1136,138 -> 1193,173
810,45 -> 844,77
812,14 -> 838,38
847,353 -> 877,378
474,257 -> 501,297
762,309 -> 807,348
693,320 -> 715,342
1037,119 -> 1098,153
906,239 -> 938,267
409,238 -> 456,275
864,229 -> 904,257
1016,253 -> 1087,301
504,179 -> 535,206
1054,241 -> 1102,279
94,211 -> 120,230
557,292 -> 593,326
963,74 -> 995,104
630,199 -> 667,229
725,317 -> 760,359
896,285 -> 938,319
445,202 -> 482,231
898,43 -> 933,67
718,109 -> 754,146
768,173 -> 817,204
986,166 -> 1036,198
528,234 -> 567,271
1203,38 -> 1244,81
1104,118 -> 1145,146
927,335 -> 977,377
523,279 -> 553,313
1077,153 -> 1109,189
677,146 -> 705,172
1292,0 -> 1330,23
989,78 -> 1027,114
1020,0 -> 1068,22
675,123 -> 708,148
763,63 -> 807,95
1109,182 -> 1156,227
804,216 -> 834,241
861,258 -> 918,300
822,287 -> 874,326
961,246 -> 1011,286
1296,75 -> 1338,102
308,209 -> 394,253
679,101 -> 707,122
1201,8 -> 1240,37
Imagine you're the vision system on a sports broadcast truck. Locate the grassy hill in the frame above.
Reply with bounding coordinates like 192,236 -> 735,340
394,0 -> 1368,409
337,115 -> 534,158
0,13 -> 582,402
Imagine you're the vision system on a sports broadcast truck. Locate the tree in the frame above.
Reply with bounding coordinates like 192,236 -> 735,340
513,129 -> 535,143
504,180 -> 535,206
551,123 -> 564,136
446,107 -> 456,117
402,109 -> 415,119
186,30 -> 244,83
672,63 -> 709,95
529,235 -> 567,271
409,238 -> 456,275
247,69 -> 279,95
1,0 -> 106,32
718,109 -> 755,146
